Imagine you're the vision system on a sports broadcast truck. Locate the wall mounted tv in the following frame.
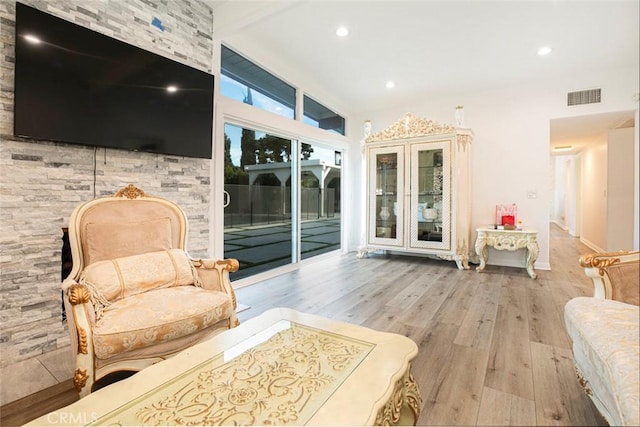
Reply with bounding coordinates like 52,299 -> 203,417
14,2 -> 214,159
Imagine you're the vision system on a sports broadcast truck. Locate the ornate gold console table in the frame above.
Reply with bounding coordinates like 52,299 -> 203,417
475,227 -> 539,279
27,308 -> 421,426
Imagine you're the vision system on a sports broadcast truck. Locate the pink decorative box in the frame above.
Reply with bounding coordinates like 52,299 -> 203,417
496,204 -> 517,226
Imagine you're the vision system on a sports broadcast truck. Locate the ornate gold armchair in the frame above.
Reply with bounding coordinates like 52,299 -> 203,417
564,251 -> 639,426
63,184 -> 239,397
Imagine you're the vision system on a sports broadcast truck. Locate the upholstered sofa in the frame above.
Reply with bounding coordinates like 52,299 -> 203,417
63,185 -> 240,397
564,250 -> 639,426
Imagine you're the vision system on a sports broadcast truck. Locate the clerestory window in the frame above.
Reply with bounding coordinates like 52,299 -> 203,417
303,95 -> 345,135
220,45 -> 295,119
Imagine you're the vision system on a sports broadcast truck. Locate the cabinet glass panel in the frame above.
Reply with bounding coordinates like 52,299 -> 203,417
416,149 -> 443,242
375,152 -> 398,239
409,140 -> 450,251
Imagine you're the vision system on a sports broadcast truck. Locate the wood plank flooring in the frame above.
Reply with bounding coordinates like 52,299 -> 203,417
0,224 -> 605,426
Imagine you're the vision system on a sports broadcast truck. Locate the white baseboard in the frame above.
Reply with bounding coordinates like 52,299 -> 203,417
579,237 -> 604,253
550,220 -> 568,231
484,259 -> 551,271
236,303 -> 251,313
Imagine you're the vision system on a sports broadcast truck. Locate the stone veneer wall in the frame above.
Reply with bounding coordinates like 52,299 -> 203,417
0,0 -> 214,367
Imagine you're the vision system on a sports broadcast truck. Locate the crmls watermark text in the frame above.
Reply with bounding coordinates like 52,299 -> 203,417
46,412 -> 99,424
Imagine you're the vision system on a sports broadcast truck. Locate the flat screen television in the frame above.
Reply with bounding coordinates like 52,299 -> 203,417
14,2 -> 214,159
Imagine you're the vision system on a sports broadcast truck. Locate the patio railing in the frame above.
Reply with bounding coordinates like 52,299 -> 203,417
224,184 -> 336,228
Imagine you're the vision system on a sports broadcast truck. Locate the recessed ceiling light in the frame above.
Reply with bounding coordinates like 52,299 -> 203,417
538,46 -> 552,56
385,81 -> 395,89
166,85 -> 178,93
336,26 -> 349,37
24,34 -> 41,44
553,145 -> 572,151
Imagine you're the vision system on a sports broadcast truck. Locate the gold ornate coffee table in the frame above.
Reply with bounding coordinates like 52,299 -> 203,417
28,308 -> 422,426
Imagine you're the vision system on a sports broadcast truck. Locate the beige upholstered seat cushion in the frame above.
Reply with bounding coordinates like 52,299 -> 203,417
93,286 -> 233,360
564,297 -> 639,426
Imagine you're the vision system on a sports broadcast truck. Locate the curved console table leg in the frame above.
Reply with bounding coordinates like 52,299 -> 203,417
526,237 -> 539,279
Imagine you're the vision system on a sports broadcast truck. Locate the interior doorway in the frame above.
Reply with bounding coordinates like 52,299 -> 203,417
550,110 -> 637,252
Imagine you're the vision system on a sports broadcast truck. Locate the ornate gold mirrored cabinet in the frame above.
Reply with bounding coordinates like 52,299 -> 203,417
357,113 -> 473,269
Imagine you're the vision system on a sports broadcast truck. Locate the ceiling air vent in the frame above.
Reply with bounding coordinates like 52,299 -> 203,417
567,88 -> 601,106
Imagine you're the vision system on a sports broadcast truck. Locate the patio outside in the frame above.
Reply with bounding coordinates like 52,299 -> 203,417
225,216 -> 341,280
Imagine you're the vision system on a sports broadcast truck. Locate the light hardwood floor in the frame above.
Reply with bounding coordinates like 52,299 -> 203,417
234,224 -> 604,426
1,224 -> 604,426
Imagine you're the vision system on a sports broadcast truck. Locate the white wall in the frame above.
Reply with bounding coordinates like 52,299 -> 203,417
607,127 -> 635,251
568,128 -> 638,252
574,154 -> 583,239
550,155 -> 579,236
551,156 -> 568,229
349,66 -> 638,270
565,156 -> 578,236
580,137 -> 608,252
636,107 -> 640,250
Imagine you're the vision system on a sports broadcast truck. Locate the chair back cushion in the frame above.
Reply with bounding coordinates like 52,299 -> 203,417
606,262 -> 640,306
77,198 -> 186,266
80,249 -> 197,304
85,217 -> 172,265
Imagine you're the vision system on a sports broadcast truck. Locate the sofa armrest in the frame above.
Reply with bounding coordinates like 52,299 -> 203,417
579,251 -> 640,306
191,258 -> 239,309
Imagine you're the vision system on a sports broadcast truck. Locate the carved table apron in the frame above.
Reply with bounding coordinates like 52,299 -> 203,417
26,308 -> 422,426
475,227 -> 539,279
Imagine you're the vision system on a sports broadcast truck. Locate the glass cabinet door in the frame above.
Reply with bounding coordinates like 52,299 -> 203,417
409,141 -> 451,250
368,146 -> 404,246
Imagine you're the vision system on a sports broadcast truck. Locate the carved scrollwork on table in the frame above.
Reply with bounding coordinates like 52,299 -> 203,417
404,373 -> 422,423
375,369 -> 422,426
486,233 -> 528,250
375,376 -> 404,425
93,322 -> 374,426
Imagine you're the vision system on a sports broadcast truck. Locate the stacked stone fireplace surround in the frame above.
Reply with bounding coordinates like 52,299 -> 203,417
0,0 -> 215,369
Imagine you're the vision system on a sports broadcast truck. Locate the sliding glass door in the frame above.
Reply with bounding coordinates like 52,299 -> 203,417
299,142 -> 341,261
223,123 -> 295,279
223,125 -> 342,280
